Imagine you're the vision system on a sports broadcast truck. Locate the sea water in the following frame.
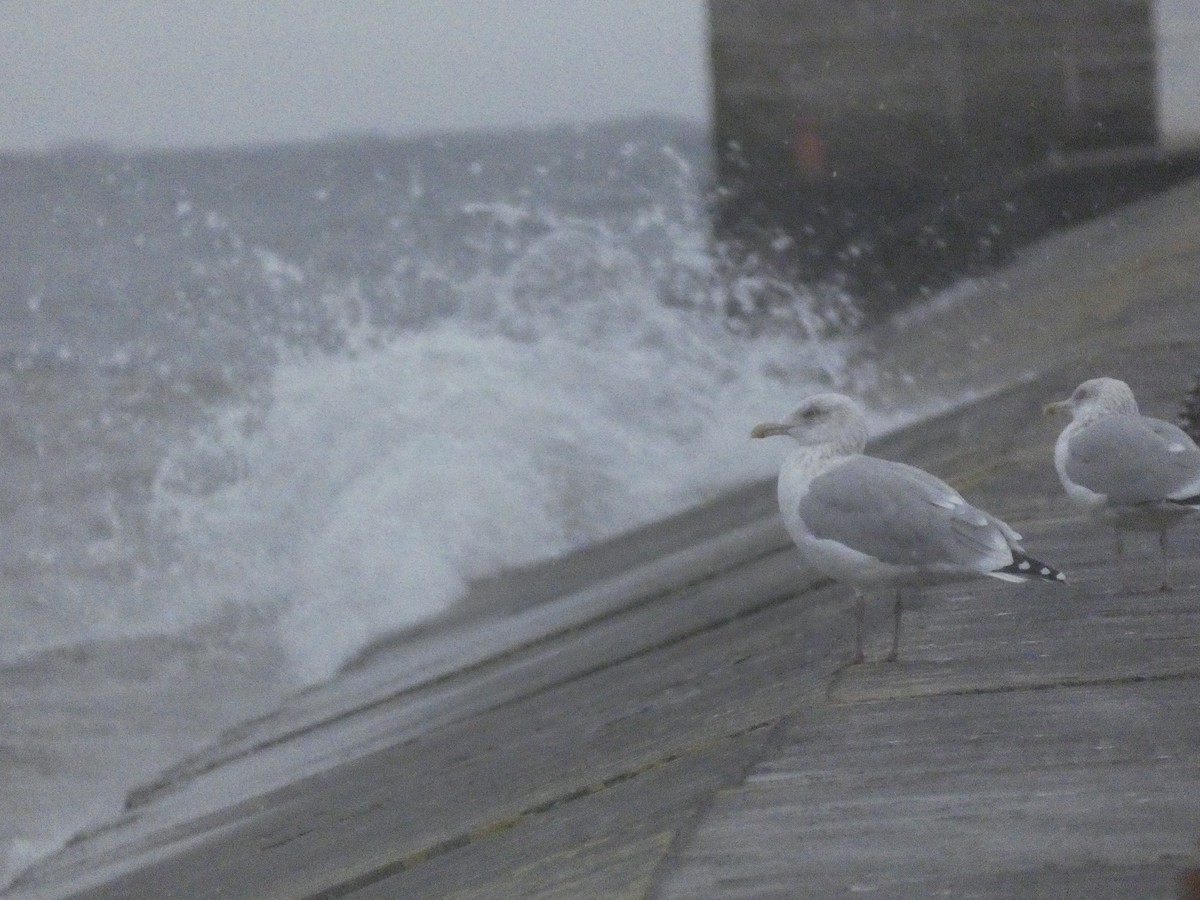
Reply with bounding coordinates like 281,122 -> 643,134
0,121 -> 871,886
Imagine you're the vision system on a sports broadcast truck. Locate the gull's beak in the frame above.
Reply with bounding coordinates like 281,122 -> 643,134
1043,399 -> 1070,417
751,422 -> 790,439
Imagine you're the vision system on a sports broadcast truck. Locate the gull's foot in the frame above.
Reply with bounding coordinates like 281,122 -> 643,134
885,650 -> 899,663
850,650 -> 865,665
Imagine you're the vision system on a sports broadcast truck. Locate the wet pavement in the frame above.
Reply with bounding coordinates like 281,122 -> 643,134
9,179 -> 1200,899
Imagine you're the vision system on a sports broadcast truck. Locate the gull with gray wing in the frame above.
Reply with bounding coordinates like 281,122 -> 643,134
1045,376 -> 1200,591
754,393 -> 1065,663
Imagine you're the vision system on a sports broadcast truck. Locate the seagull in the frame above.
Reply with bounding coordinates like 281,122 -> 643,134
1044,377 -> 1200,591
753,393 -> 1066,664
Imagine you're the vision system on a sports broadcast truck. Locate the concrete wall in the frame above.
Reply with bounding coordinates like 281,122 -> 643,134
1154,0 -> 1200,149
710,0 -> 1157,190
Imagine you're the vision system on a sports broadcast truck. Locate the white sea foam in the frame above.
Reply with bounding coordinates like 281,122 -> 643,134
0,129 -> 873,893
151,233 -> 860,685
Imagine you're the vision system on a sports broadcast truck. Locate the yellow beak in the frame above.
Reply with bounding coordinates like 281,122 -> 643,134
751,422 -> 789,439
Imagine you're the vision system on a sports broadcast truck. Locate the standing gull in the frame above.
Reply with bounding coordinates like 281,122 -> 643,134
1045,377 -> 1200,591
753,393 -> 1066,663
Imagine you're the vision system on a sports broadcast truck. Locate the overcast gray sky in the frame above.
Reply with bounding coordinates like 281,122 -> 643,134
0,0 -> 710,151
1,2 -> 1194,154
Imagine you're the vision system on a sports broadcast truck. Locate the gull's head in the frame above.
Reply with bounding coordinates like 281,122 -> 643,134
752,393 -> 869,452
1044,377 -> 1139,423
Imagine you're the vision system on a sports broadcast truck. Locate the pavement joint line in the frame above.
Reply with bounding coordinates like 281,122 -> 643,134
267,664 -> 1200,900
1075,245 -> 1200,312
228,567 -> 840,897
946,449 -> 1046,493
643,705 -> 804,900
824,667 -> 1200,706
475,593 -> 814,727
130,541 -> 797,812
73,550 -> 820,882
298,719 -> 783,900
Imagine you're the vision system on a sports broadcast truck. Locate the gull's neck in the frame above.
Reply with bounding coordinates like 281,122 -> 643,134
782,441 -> 856,480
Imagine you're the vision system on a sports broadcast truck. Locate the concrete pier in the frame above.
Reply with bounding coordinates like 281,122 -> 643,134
9,178 -> 1200,899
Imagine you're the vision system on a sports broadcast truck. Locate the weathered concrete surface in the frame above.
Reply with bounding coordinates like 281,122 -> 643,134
9,180 -> 1200,899
658,517 -> 1200,899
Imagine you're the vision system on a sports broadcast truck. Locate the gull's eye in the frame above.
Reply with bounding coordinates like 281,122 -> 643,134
802,407 -> 821,421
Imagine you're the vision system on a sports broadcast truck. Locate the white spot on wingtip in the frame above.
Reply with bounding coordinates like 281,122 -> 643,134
1018,560 -> 1031,570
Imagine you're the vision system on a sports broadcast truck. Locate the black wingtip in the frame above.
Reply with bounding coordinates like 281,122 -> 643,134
1000,551 -> 1067,584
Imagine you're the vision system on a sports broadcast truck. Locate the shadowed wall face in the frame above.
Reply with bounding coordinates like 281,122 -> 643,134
705,0 -> 1191,320
710,0 -> 1156,191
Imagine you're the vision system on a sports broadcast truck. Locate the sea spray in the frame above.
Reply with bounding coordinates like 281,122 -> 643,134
0,125 -> 866,886
151,220 -> 861,684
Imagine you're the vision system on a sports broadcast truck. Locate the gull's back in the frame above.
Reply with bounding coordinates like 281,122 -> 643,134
1061,413 -> 1200,506
791,455 -> 1015,582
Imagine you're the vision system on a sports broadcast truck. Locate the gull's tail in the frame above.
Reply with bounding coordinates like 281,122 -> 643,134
991,551 -> 1067,584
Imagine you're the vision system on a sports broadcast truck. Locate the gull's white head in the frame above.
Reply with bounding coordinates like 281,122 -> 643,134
1044,377 -> 1140,423
751,392 -> 869,453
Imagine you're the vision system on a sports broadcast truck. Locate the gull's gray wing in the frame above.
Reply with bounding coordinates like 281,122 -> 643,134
1065,415 -> 1200,504
797,456 -> 1012,571
884,458 -> 1023,542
